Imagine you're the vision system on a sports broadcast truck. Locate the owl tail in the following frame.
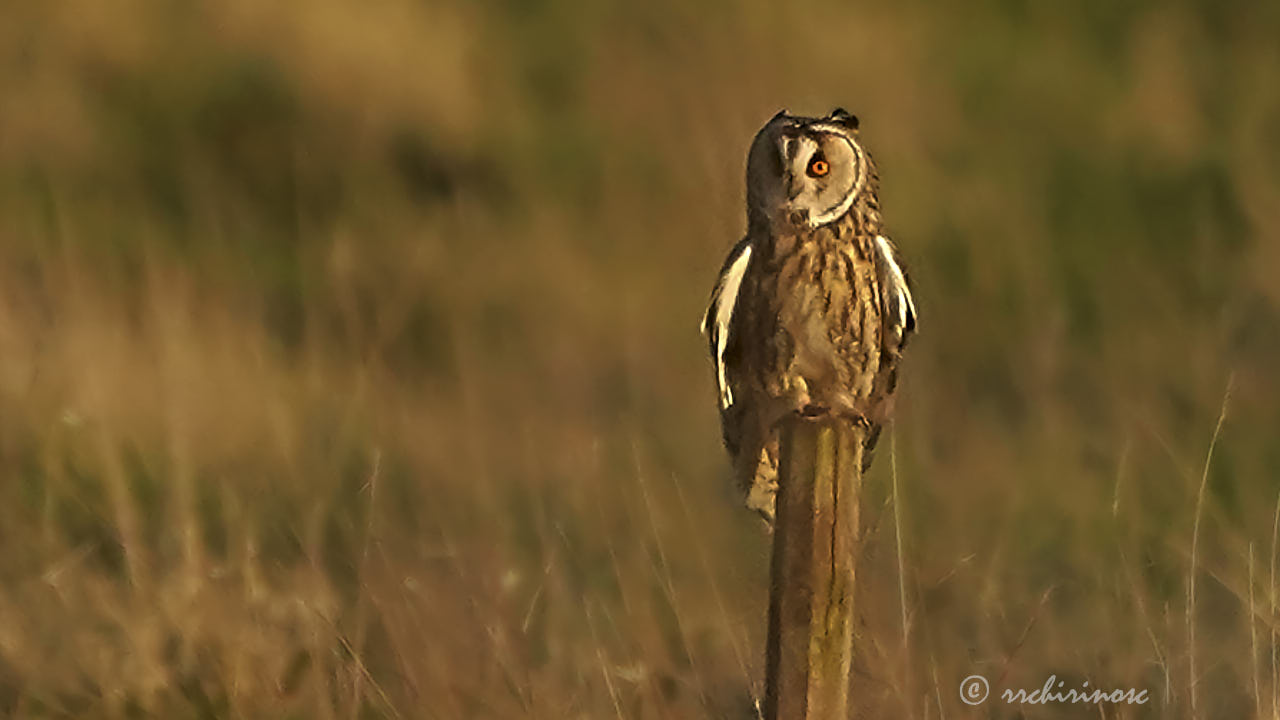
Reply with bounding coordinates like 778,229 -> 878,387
744,437 -> 779,528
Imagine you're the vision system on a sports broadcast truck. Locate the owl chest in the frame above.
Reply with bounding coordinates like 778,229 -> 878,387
740,239 -> 882,400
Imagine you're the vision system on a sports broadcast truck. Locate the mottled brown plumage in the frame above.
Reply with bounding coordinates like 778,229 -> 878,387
702,109 -> 917,524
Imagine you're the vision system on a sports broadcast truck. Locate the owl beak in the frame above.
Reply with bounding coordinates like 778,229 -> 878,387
776,132 -> 809,223
784,168 -> 808,225
786,178 -> 804,202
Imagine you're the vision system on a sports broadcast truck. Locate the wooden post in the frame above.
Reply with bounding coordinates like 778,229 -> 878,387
764,416 -> 864,720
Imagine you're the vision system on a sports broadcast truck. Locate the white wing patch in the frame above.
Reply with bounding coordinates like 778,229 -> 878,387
701,242 -> 753,410
874,234 -> 916,336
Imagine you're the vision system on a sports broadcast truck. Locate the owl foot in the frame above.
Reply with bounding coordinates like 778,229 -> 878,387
798,403 -> 831,419
796,404 -> 872,429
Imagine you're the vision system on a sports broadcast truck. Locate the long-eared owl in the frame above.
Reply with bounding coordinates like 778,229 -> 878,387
701,108 -> 917,525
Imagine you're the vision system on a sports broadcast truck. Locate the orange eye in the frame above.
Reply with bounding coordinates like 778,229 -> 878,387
808,157 -> 830,177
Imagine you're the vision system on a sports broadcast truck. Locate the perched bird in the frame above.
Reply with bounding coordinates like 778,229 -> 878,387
701,108 -> 917,524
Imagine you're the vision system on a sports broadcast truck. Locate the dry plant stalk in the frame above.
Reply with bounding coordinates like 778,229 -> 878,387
765,416 -> 864,719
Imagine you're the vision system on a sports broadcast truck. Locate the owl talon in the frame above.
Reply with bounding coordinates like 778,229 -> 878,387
846,410 -> 872,428
795,405 -> 873,430
798,404 -> 830,419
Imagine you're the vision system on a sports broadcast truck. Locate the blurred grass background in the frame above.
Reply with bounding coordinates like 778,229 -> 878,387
0,0 -> 1278,717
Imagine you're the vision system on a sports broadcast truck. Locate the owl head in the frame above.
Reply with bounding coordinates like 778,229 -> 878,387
745,108 -> 871,230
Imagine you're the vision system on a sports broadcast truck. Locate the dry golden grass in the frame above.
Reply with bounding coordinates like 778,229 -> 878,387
1,1 -> 1279,718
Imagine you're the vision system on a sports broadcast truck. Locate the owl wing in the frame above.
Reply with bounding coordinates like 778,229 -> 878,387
872,234 -> 917,354
701,238 -> 754,413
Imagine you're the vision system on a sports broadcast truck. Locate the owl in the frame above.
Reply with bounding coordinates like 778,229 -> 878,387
701,108 -> 917,525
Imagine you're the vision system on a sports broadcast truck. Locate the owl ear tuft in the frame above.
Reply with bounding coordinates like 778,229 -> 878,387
829,108 -> 859,129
